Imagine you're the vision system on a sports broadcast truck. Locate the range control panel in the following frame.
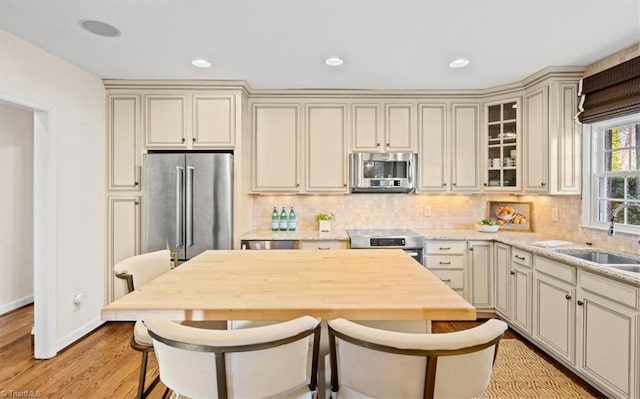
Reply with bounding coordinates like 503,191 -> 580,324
370,237 -> 406,247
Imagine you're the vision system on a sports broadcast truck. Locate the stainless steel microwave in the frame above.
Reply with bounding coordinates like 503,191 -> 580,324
349,152 -> 417,193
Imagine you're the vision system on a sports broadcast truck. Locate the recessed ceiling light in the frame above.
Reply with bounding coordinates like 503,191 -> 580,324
325,57 -> 344,66
79,20 -> 120,37
191,58 -> 212,68
449,58 -> 470,68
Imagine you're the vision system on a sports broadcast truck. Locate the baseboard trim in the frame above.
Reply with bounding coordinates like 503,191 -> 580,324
0,296 -> 34,316
56,317 -> 105,352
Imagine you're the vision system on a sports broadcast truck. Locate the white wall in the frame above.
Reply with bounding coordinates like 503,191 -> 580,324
0,103 -> 34,314
0,29 -> 105,350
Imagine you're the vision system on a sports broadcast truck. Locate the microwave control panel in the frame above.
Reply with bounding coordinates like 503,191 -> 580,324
369,179 -> 402,187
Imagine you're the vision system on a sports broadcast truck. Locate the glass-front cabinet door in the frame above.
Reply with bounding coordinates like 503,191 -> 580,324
484,99 -> 521,191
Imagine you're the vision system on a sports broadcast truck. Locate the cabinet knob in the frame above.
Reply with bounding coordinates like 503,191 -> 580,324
181,137 -> 186,143
541,182 -> 546,187
386,143 -> 390,147
192,137 -> 196,142
376,143 -> 380,147
343,183 -> 347,187
577,300 -> 584,306
510,271 -> 515,275
134,201 -> 139,205
469,246 -> 474,251
452,183 -> 457,186
296,183 -> 300,188
442,183 -> 447,187
483,183 -> 488,187
565,294 -> 572,300
134,181 -> 139,186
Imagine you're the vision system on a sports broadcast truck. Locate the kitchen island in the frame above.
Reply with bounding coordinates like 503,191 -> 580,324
101,248 -> 475,322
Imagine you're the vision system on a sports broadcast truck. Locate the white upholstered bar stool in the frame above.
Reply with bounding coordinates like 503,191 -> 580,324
327,318 -> 508,399
144,315 -> 322,399
113,249 -> 176,399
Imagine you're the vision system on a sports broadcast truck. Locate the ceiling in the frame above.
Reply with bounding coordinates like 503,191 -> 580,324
0,0 -> 638,90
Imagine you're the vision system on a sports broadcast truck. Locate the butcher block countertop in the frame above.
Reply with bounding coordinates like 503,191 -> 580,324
240,229 -> 349,241
102,249 -> 476,322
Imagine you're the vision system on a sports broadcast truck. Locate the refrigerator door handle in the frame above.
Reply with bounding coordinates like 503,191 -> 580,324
186,166 -> 195,247
176,166 -> 184,248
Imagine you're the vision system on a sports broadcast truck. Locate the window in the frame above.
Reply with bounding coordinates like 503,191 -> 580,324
584,114 -> 640,233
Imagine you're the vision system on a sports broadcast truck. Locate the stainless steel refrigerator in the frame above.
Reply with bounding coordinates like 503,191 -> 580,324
142,152 -> 233,261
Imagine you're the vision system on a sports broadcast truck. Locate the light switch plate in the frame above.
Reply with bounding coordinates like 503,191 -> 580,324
551,208 -> 559,222
424,205 -> 431,217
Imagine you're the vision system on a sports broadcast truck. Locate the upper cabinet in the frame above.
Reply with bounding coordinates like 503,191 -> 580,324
417,103 -> 448,192
144,93 -> 238,149
483,98 -> 521,191
351,101 -> 416,152
108,94 -> 141,191
251,102 -> 301,192
523,78 -> 581,194
451,103 -> 481,192
305,103 -> 348,193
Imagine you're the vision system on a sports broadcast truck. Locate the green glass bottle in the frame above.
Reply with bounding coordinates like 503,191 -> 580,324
279,207 -> 287,231
271,207 -> 279,231
288,207 -> 296,231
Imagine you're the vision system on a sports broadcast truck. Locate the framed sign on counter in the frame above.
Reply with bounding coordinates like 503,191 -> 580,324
488,201 -> 533,232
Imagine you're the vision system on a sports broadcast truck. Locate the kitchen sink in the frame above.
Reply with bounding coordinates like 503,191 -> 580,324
240,240 -> 300,250
610,265 -> 640,273
555,250 -> 640,265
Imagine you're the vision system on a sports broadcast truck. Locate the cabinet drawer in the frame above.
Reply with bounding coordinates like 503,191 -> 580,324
429,270 -> 464,290
299,240 -> 348,250
512,248 -> 532,267
579,271 -> 639,310
534,255 -> 576,284
425,241 -> 466,255
424,255 -> 464,269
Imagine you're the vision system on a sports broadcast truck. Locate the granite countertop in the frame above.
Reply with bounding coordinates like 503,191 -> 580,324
241,229 -> 349,241
418,229 -> 640,286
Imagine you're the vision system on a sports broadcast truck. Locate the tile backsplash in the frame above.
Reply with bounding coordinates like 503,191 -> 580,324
251,194 -> 640,255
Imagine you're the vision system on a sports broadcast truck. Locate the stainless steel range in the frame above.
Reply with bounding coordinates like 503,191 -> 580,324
346,228 -> 424,265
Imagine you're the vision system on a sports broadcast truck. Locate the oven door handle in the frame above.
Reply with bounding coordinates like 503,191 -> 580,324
405,251 -> 419,257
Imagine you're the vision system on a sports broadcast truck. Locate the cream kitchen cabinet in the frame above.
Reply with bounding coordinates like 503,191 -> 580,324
493,243 -> 511,318
510,248 -> 533,335
299,240 -> 349,250
108,95 -> 141,191
107,196 -> 140,302
576,271 -> 639,399
251,102 -> 301,192
523,77 -> 581,194
417,103 -> 449,192
533,256 -> 577,365
351,101 -> 416,152
451,103 -> 481,192
483,98 -> 521,191
305,103 -> 348,193
467,241 -> 493,309
144,93 -> 237,149
424,240 -> 466,297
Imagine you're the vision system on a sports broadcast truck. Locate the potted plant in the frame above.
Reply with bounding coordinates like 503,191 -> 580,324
315,212 -> 335,233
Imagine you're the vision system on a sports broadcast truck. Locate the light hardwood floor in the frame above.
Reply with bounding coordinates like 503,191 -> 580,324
1,305 -> 604,398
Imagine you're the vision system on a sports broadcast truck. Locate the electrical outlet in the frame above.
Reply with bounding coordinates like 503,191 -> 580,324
551,208 -> 559,222
424,205 -> 431,217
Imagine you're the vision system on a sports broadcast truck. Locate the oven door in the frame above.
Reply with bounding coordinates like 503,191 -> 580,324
404,248 -> 423,265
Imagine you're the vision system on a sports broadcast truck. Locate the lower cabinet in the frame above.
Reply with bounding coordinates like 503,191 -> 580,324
576,271 -> 639,399
533,256 -> 576,365
467,241 -> 493,308
510,250 -> 533,336
493,243 -> 511,318
424,240 -> 466,297
107,196 -> 140,302
299,240 -> 348,250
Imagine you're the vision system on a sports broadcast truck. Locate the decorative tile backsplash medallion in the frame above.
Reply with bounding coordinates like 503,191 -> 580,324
251,194 -> 640,255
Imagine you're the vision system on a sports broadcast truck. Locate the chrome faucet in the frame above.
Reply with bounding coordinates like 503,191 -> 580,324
608,203 -> 640,236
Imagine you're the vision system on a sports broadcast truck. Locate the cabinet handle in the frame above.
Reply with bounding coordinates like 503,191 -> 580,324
577,300 -> 584,306
134,181 -> 139,186
565,294 -> 572,300
541,182 -> 546,187
510,271 -> 515,275
181,137 -> 186,143
438,261 -> 451,265
192,137 -> 196,143
515,255 -> 526,260
318,247 -> 330,250
439,247 -> 451,250
440,279 -> 452,283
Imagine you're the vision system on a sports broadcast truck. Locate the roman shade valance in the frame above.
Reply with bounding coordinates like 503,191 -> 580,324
577,56 -> 640,124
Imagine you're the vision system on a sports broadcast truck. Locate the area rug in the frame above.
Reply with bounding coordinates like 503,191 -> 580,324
474,339 -> 599,398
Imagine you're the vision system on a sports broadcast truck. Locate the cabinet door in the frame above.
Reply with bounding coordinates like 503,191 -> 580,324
107,196 -> 140,302
351,103 -> 382,151
145,95 -> 188,147
385,103 -> 416,151
523,86 -> 549,192
305,104 -> 348,192
192,95 -> 235,147
533,271 -> 576,364
108,95 -> 140,190
494,243 -> 511,318
417,104 -> 448,192
252,104 -> 300,192
451,104 -> 480,192
551,81 -> 581,194
511,264 -> 532,335
468,241 -> 493,308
